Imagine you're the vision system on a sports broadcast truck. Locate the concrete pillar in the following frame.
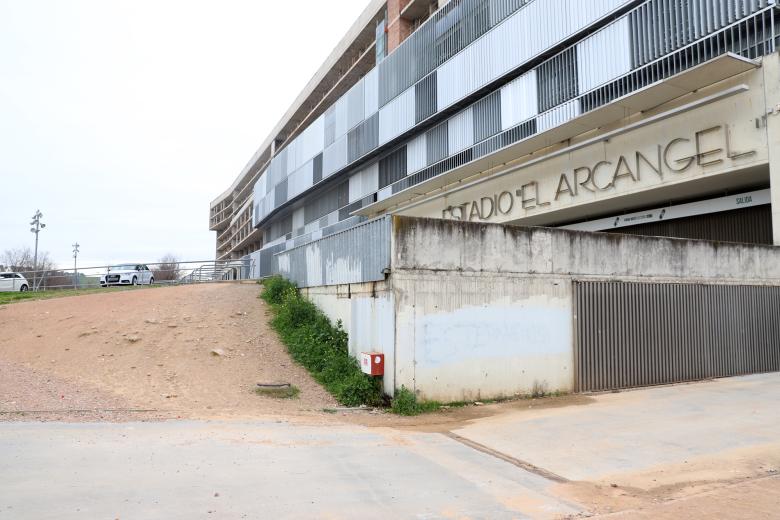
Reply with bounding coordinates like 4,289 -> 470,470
765,54 -> 780,245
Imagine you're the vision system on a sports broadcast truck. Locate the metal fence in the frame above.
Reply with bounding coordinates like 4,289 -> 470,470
273,216 -> 391,288
574,280 -> 780,392
0,258 -> 254,292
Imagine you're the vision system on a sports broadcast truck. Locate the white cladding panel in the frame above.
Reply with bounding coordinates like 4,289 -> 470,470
364,68 -> 379,116
437,0 -> 631,111
333,96 -> 349,142
346,80 -> 365,131
292,207 -> 305,231
500,70 -> 538,130
290,115 -> 325,172
577,17 -> 632,93
348,163 -> 379,203
448,107 -> 474,153
537,99 -> 581,132
323,134 -> 348,177
287,160 -> 313,199
379,86 -> 415,144
406,133 -> 427,173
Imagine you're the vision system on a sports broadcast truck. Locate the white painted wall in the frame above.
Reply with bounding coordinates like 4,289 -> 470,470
303,282 -> 396,396
393,273 -> 573,402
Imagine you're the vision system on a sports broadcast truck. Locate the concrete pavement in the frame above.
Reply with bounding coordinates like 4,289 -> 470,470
2,373 -> 780,519
454,373 -> 780,482
0,420 -> 580,520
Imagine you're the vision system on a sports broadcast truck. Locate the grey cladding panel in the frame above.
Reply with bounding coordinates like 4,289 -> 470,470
415,72 -> 438,124
472,90 -> 501,142
426,122 -> 449,165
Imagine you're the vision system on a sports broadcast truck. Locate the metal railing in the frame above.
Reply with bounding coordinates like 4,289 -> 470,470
0,258 -> 255,292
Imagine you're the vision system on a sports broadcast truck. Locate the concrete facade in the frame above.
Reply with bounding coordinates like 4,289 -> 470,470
299,216 -> 780,402
395,56 -> 779,243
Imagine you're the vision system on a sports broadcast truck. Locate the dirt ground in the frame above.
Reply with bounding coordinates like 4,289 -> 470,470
0,283 -> 337,421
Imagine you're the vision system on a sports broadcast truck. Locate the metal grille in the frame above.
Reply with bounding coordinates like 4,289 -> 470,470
605,205 -> 773,245
347,112 -> 379,163
629,0 -> 772,67
472,90 -> 502,142
415,72 -> 438,124
582,8 -> 778,112
537,46 -> 579,112
574,281 -> 780,392
426,122 -> 449,165
378,146 -> 408,188
275,216 -> 392,288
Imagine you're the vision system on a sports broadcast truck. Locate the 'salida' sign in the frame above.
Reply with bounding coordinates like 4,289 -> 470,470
442,125 -> 755,221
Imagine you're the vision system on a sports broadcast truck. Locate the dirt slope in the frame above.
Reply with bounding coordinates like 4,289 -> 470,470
0,283 -> 336,420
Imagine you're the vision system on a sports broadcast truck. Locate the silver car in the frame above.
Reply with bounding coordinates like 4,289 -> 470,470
0,272 -> 30,292
100,264 -> 155,287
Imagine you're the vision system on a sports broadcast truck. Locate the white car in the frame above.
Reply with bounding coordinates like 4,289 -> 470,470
100,264 -> 155,287
0,272 -> 29,292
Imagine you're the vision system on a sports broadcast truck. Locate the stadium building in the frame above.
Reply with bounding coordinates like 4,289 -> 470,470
211,0 -> 780,400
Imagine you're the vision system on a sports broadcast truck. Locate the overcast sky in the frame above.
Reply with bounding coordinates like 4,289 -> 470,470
0,0 -> 369,268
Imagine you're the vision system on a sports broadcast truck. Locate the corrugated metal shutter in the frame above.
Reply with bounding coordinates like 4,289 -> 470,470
500,70 -> 537,130
574,281 -> 780,392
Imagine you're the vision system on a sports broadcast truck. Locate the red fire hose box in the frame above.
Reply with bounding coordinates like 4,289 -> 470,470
360,352 -> 384,376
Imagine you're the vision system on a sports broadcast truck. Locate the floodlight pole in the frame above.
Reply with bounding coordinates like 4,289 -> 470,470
30,210 -> 45,291
72,242 -> 80,289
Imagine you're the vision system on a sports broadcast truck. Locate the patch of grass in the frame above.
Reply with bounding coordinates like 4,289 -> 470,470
255,385 -> 300,399
390,386 -> 442,416
260,276 -> 383,408
0,285 -> 159,306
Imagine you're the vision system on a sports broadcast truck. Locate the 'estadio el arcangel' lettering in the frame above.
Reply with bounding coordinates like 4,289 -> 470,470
442,124 -> 755,221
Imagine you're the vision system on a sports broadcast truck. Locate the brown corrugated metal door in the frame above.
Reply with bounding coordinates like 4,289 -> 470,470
574,281 -> 780,392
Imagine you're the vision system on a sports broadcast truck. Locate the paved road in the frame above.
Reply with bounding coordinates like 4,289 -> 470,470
0,420 -> 579,520
2,374 -> 779,519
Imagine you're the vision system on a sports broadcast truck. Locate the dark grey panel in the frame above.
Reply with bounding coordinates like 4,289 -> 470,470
415,72 -> 438,124
537,46 -> 578,113
472,90 -> 501,142
347,112 -> 379,164
304,181 -> 349,224
274,178 -> 288,208
312,153 -> 323,184
378,146 -> 408,189
426,122 -> 449,166
629,0 -> 772,68
574,281 -> 780,392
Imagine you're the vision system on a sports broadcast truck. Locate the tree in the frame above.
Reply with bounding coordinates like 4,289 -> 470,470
153,254 -> 180,281
1,247 -> 57,289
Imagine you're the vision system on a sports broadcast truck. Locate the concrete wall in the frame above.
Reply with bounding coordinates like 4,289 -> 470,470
302,281 -> 396,396
390,216 -> 780,401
